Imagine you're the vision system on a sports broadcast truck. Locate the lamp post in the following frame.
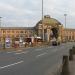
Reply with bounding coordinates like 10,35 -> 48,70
64,14 -> 67,42
64,14 -> 67,29
42,0 -> 44,42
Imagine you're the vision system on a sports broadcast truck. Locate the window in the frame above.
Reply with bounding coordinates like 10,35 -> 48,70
72,36 -> 74,40
7,30 -> 10,33
0,38 -> 1,41
69,36 -> 71,40
12,30 -> 14,33
16,35 -> 19,37
25,31 -> 27,33
20,31 -> 23,33
16,31 -> 19,33
3,30 -> 6,33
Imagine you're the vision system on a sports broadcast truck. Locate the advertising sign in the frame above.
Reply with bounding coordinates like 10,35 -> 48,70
5,42 -> 11,48
5,38 -> 11,48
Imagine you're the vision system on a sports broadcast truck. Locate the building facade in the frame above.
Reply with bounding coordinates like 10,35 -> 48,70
35,15 -> 63,43
0,27 -> 34,48
35,15 -> 75,43
0,15 -> 75,48
63,29 -> 75,42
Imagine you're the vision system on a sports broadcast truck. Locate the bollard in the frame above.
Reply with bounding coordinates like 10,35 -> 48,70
61,55 -> 69,75
72,46 -> 75,49
69,49 -> 73,61
72,46 -> 75,54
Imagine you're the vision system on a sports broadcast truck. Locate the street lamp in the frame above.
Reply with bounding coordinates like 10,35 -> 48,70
42,0 -> 44,42
64,14 -> 67,42
0,17 -> 2,27
64,14 -> 67,29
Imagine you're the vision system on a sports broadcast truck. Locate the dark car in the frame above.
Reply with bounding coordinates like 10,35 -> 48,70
52,41 -> 57,46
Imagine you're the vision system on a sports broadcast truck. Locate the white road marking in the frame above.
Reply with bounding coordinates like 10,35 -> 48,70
15,51 -> 28,55
7,52 -> 13,53
36,52 -> 47,58
0,61 -> 24,69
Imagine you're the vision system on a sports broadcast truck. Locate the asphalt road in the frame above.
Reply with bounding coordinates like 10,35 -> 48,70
0,42 -> 75,75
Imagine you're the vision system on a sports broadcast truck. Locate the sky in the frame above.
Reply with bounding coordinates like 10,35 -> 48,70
0,0 -> 75,28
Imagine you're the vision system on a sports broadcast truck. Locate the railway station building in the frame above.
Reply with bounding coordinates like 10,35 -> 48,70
0,15 -> 75,48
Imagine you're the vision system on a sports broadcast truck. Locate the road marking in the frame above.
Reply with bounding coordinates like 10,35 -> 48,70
15,51 -> 28,55
7,52 -> 13,53
0,61 -> 24,69
36,52 -> 47,58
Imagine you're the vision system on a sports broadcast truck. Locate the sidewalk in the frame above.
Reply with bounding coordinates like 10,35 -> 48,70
69,55 -> 75,75
0,47 -> 25,51
0,44 -> 49,51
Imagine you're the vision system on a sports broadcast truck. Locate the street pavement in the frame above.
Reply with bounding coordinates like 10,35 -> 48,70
0,42 -> 75,75
69,55 -> 75,75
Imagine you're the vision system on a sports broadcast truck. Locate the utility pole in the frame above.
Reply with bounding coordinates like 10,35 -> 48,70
64,14 -> 67,29
64,14 -> 67,42
42,0 -> 44,42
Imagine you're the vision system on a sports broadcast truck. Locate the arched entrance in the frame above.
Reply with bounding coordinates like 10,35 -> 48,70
51,27 -> 59,39
36,15 -> 63,43
50,27 -> 60,45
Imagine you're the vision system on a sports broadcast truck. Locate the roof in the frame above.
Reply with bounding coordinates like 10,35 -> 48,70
36,15 -> 61,26
0,27 -> 34,30
64,28 -> 75,31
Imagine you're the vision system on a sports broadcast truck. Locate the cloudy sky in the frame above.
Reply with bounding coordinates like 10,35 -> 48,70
0,0 -> 75,28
